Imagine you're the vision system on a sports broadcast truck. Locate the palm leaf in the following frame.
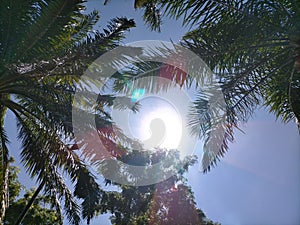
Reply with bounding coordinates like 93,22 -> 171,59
131,0 -> 299,171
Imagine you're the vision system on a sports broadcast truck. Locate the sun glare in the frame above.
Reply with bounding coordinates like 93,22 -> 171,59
129,97 -> 182,150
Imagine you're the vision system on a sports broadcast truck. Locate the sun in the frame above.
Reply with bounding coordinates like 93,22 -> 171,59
129,96 -> 183,150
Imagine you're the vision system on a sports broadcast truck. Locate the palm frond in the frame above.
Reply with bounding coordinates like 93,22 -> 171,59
177,0 -> 299,170
15,112 -> 104,224
142,1 -> 162,32
15,0 -> 87,61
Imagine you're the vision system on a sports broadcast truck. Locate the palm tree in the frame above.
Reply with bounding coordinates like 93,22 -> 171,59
0,0 -> 136,224
126,0 -> 300,171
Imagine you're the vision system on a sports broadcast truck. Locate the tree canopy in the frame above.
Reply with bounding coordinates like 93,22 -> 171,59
96,150 -> 220,225
4,163 -> 61,225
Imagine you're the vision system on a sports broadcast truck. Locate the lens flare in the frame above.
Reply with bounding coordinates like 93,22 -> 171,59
131,88 -> 145,102
72,40 -> 226,185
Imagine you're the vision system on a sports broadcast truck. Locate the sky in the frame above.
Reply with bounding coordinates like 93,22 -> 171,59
7,0 -> 300,225
190,109 -> 300,225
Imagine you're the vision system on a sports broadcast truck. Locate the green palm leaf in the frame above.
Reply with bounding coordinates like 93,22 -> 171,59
1,0 -> 136,223
129,0 -> 300,171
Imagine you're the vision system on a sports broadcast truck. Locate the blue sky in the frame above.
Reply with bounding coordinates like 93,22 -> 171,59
7,1 -> 300,225
189,108 -> 300,225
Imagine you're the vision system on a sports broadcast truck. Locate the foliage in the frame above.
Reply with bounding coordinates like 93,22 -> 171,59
4,164 -> 61,225
96,150 -> 220,225
0,0 -> 135,224
129,0 -> 300,171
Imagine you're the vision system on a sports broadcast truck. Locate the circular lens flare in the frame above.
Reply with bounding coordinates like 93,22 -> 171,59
72,40 -> 226,185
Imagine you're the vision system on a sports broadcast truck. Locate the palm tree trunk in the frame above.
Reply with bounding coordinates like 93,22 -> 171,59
0,101 -> 9,224
0,162 -> 9,224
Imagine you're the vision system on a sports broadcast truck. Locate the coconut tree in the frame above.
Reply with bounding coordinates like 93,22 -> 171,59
0,0 -> 136,224
122,0 -> 300,171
